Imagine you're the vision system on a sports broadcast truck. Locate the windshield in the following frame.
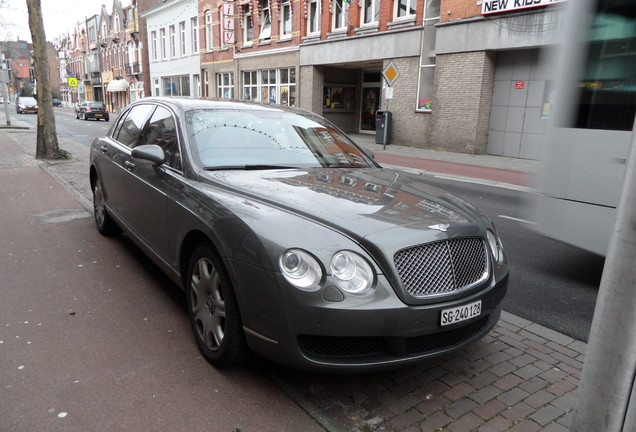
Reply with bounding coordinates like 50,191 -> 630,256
19,97 -> 37,105
187,109 -> 376,170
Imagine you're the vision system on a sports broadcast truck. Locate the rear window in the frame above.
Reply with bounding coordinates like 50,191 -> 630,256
88,102 -> 105,108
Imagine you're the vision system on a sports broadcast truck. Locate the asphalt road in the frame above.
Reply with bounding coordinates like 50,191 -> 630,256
14,108 -> 600,342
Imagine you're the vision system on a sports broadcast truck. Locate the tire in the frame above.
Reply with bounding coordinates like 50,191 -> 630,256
92,175 -> 119,236
82,112 -> 87,121
186,245 -> 248,367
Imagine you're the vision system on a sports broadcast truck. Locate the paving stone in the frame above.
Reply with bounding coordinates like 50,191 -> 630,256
416,394 -> 450,416
473,398 -> 507,420
390,378 -> 420,398
500,401 -> 535,421
446,412 -> 483,432
444,398 -> 479,418
412,410 -> 452,431
468,371 -> 498,389
479,415 -> 513,432
525,390 -> 556,409
567,340 -> 587,355
468,385 -> 501,405
509,353 -> 537,368
529,405 -> 565,426
546,380 -> 576,397
522,335 -> 550,349
497,388 -> 530,406
443,383 -> 475,401
388,394 -> 423,415
514,364 -> 544,380
500,312 -> 532,329
493,373 -> 524,391
538,367 -> 568,384
540,422 -> 570,432
519,376 -> 548,394
509,419 -> 542,432
464,359 -> 493,375
551,390 -> 578,412
525,324 -> 574,346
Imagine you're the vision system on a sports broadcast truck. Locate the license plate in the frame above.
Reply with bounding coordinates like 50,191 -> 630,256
441,300 -> 482,326
96,114 -> 103,117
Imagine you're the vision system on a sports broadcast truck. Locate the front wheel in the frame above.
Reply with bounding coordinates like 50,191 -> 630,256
92,175 -> 119,236
186,245 -> 248,367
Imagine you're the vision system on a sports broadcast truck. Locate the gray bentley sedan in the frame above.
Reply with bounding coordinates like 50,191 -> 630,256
89,97 -> 508,372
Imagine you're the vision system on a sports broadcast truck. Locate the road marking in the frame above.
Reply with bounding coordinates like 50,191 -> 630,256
498,215 -> 536,225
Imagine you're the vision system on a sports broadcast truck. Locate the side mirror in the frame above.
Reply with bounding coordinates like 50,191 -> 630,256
131,144 -> 166,166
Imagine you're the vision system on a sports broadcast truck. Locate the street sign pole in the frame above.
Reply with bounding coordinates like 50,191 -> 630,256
381,61 -> 399,150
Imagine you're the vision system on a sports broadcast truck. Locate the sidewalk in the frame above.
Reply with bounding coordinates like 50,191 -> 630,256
0,110 -> 583,432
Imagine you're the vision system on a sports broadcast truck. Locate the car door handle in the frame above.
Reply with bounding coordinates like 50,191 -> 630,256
100,145 -> 108,153
125,160 -> 135,170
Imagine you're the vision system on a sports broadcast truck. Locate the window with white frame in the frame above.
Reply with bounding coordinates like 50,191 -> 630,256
307,0 -> 320,35
151,31 -> 158,61
191,17 -> 199,53
332,0 -> 347,31
193,74 -> 200,97
216,73 -> 234,99
162,75 -> 191,96
395,0 -> 415,19
160,28 -> 167,59
259,0 -> 271,40
179,21 -> 186,56
114,13 -> 120,33
205,10 -> 213,51
280,0 -> 292,38
243,5 -> 253,44
219,10 -> 228,49
416,4 -> 439,111
243,71 -> 258,100
362,0 -> 379,25
169,25 -> 176,57
241,68 -> 296,106
102,21 -> 108,39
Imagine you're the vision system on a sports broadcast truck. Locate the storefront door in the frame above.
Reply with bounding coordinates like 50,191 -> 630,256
360,71 -> 381,132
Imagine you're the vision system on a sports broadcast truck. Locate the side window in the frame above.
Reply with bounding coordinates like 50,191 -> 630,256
144,106 -> 181,171
115,104 -> 156,147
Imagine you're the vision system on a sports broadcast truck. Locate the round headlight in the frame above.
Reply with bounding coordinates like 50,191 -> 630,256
330,251 -> 374,294
279,249 -> 322,290
486,230 -> 505,264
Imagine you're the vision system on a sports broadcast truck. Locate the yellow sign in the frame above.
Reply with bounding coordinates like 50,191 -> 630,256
67,77 -> 78,87
382,61 -> 400,87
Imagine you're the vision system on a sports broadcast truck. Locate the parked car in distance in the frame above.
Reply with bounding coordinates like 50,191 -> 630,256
52,98 -> 62,107
0,96 -> 4,104
76,101 -> 109,121
89,97 -> 508,372
15,96 -> 38,114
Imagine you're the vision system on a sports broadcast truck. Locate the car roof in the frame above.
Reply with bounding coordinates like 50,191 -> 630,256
129,97 -> 316,117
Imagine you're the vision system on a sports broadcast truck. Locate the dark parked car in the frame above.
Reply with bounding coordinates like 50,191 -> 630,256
16,96 -> 38,114
89,98 -> 508,372
52,98 -> 62,107
75,101 -> 109,121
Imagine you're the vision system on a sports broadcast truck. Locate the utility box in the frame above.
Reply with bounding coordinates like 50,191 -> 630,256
375,110 -> 392,145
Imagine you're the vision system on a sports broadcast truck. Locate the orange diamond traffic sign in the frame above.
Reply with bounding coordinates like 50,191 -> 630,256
382,61 -> 399,87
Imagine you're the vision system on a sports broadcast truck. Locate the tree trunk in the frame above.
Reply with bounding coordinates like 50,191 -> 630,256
26,0 -> 60,160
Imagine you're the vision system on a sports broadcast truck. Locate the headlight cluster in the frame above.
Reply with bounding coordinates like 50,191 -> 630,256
279,249 -> 374,294
486,229 -> 505,264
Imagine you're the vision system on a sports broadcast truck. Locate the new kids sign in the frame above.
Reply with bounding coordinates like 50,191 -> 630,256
482,0 -> 565,15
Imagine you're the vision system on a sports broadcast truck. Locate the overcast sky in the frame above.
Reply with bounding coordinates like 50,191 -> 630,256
0,0 -> 111,43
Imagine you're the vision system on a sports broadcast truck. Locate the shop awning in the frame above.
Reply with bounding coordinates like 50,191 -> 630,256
107,79 -> 129,92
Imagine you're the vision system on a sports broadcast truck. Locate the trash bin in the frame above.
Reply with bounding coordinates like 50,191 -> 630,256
375,110 -> 392,145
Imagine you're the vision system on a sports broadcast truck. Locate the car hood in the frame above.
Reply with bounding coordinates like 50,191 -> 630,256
200,167 -> 490,243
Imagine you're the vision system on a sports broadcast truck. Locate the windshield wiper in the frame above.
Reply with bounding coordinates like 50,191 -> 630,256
203,164 -> 298,171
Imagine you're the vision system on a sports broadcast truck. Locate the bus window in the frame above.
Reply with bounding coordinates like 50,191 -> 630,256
573,0 -> 636,131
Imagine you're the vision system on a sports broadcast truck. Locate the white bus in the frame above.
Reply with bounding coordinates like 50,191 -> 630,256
532,0 -> 635,256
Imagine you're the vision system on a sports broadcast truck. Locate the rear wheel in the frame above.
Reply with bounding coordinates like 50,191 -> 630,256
92,175 -> 119,236
186,245 -> 248,367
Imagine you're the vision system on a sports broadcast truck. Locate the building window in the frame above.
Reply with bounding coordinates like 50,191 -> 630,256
205,10 -> 213,51
193,74 -> 200,97
243,71 -> 258,100
162,75 -> 191,97
362,0 -> 379,25
280,0 -> 292,38
259,0 -> 271,40
191,17 -> 199,53
332,0 -> 347,31
241,68 -> 296,106
153,78 -> 160,96
307,0 -> 321,34
243,5 -> 253,44
151,31 -> 158,61
114,14 -> 120,33
395,0 -> 415,18
216,73 -> 234,98
169,25 -> 176,58
416,23 -> 437,111
179,21 -> 186,56
160,28 -> 167,59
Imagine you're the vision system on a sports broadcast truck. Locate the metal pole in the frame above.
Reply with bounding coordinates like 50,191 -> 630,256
571,116 -> 636,431
383,95 -> 389,151
2,82 -> 11,127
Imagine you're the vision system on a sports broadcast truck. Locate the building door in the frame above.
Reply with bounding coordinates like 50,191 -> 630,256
360,70 -> 381,133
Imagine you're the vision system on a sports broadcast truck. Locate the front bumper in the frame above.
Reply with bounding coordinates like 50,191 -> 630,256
232,260 -> 508,372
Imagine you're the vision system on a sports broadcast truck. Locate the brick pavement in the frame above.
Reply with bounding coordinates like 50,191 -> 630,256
0,119 -> 585,432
